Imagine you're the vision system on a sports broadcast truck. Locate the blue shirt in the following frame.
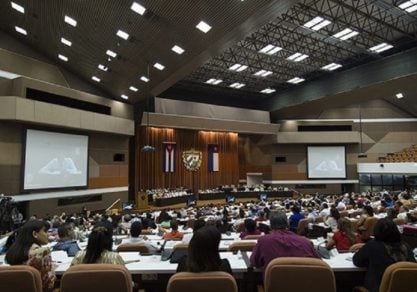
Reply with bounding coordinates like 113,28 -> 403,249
52,240 -> 80,257
289,213 -> 305,232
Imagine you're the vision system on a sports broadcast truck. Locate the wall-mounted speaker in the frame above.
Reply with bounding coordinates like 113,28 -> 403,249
113,153 -> 125,162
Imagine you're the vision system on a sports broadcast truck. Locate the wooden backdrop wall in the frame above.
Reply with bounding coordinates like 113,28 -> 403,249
135,127 -> 239,193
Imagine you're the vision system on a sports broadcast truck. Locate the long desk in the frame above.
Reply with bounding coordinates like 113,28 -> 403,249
198,191 -> 293,201
154,194 -> 195,207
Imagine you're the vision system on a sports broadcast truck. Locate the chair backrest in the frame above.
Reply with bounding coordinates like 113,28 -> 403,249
0,265 -> 43,292
167,271 -> 237,292
315,216 -> 324,223
173,243 -> 189,251
228,241 -> 256,253
379,261 -> 417,292
243,234 -> 262,240
393,218 -> 406,226
116,243 -> 150,253
264,257 -> 336,292
60,264 -> 132,292
297,218 -> 310,235
361,217 -> 378,241
339,210 -> 349,218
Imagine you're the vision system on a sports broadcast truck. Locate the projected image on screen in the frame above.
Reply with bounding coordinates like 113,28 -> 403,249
307,146 -> 346,179
24,129 -> 89,190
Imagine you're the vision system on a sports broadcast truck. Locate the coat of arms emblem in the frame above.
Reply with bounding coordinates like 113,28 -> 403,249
182,149 -> 202,171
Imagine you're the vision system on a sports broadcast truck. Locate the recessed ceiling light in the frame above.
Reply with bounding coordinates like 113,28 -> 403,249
287,77 -> 305,84
369,43 -> 393,53
260,88 -> 276,94
259,44 -> 282,55
121,94 -> 129,100
303,16 -> 331,31
98,64 -> 108,71
116,30 -> 129,40
61,37 -> 72,47
11,2 -> 24,13
229,82 -> 245,89
15,26 -> 27,35
398,1 -> 417,12
153,63 -> 165,70
287,53 -> 309,62
396,93 -> 404,99
196,21 -> 212,33
140,76 -> 149,82
171,45 -> 185,55
129,86 -> 138,92
92,76 -> 101,82
205,78 -> 222,85
58,54 -> 68,62
333,28 -> 359,40
254,70 -> 273,77
321,63 -> 342,71
131,2 -> 146,15
229,64 -> 248,72
64,15 -> 77,27
106,50 -> 117,58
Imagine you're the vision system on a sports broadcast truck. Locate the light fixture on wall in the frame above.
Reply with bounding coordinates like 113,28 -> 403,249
141,63 -> 155,153
357,103 -> 367,158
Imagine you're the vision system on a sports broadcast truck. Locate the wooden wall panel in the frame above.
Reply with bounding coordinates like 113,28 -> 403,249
136,127 -> 239,192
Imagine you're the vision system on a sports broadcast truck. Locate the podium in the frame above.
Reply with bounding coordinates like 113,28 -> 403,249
136,192 -> 148,210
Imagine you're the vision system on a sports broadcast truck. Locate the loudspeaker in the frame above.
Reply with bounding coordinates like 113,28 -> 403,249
136,192 -> 148,209
113,153 -> 125,162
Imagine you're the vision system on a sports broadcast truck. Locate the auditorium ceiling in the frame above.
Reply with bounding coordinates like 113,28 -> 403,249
1,0 -> 417,115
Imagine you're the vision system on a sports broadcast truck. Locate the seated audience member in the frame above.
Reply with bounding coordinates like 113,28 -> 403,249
52,223 -> 80,256
326,218 -> 362,251
289,205 -> 304,232
325,206 -> 340,232
182,219 -> 206,243
142,213 -> 157,229
71,221 -> 124,265
157,209 -> 172,228
162,220 -> 184,240
120,221 -> 157,253
319,203 -> 330,218
307,207 -> 318,221
353,218 -> 416,292
0,230 -> 18,254
385,208 -> 398,220
357,205 -> 374,229
255,210 -> 267,222
250,211 -> 319,272
6,220 -> 56,291
118,214 -> 132,234
177,225 -> 232,274
239,218 -> 261,239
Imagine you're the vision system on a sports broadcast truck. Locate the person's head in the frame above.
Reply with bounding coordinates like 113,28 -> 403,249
192,218 -> 206,232
374,218 -> 401,243
363,205 -> 374,217
130,221 -> 142,238
386,208 -> 398,220
269,211 -> 288,230
330,206 -> 340,220
170,220 -> 179,231
187,225 -> 222,272
244,218 -> 257,233
123,214 -> 132,223
322,203 -> 328,210
58,223 -> 75,240
5,220 -> 49,265
83,221 -> 113,263
291,205 -> 301,214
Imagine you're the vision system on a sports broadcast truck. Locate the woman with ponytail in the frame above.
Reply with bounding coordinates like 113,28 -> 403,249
71,221 -> 124,265
326,218 -> 362,251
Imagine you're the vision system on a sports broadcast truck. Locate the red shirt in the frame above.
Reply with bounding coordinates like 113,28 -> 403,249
332,231 -> 362,251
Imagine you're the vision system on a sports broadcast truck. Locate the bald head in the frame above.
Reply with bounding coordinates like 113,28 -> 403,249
269,211 -> 288,230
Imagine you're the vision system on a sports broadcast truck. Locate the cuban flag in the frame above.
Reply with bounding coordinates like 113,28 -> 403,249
163,142 -> 176,172
208,144 -> 219,172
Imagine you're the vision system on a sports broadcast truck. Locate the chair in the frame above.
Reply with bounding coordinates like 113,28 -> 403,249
393,218 -> 406,226
0,265 -> 43,292
116,243 -> 150,254
167,271 -> 238,292
173,242 -> 189,251
379,261 -> 417,292
243,234 -> 263,240
228,241 -> 256,253
339,210 -> 349,218
359,217 -> 378,241
60,264 -> 132,292
260,257 -> 336,292
297,218 -> 310,235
